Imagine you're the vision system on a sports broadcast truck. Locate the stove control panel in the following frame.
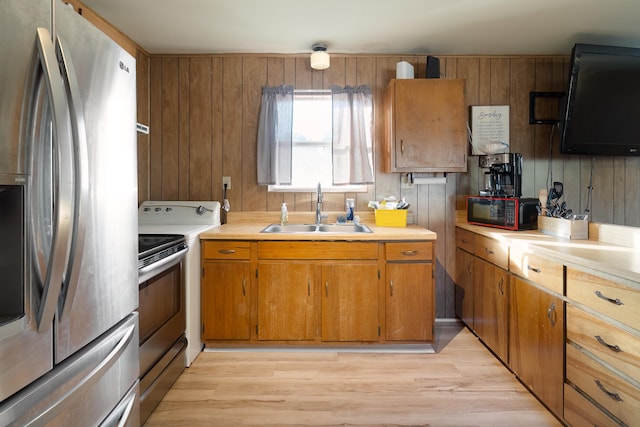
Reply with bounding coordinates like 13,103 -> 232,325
138,201 -> 221,226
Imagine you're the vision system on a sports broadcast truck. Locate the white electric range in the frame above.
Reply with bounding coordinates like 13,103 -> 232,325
138,200 -> 221,367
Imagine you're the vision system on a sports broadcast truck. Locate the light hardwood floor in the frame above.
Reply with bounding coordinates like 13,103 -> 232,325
144,322 -> 561,426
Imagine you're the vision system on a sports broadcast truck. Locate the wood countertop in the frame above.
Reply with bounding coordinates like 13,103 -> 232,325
455,211 -> 640,286
199,211 -> 436,242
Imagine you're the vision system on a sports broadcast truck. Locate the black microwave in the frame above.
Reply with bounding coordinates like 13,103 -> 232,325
467,196 -> 539,230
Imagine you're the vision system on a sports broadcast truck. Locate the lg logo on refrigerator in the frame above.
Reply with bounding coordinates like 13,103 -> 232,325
119,61 -> 130,73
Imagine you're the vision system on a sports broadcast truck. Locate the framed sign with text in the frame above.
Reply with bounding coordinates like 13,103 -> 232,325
470,105 -> 510,155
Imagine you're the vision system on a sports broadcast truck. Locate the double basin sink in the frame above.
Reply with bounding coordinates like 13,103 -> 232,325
261,223 -> 372,234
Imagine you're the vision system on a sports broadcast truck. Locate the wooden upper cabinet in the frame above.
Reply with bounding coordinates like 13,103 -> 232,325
383,78 -> 467,173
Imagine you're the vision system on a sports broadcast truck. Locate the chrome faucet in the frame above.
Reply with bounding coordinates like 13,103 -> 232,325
315,182 -> 324,224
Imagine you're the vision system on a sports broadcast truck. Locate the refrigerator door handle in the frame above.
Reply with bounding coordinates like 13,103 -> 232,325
55,36 -> 89,319
32,27 -> 75,333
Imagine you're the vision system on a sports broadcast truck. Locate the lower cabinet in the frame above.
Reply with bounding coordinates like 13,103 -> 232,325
384,242 -> 434,342
257,262 -> 317,341
201,239 -> 435,346
565,267 -> 640,426
454,247 -> 475,329
474,257 -> 509,363
321,263 -> 379,342
201,261 -> 252,340
385,263 -> 433,341
456,224 -> 640,426
509,276 -> 564,418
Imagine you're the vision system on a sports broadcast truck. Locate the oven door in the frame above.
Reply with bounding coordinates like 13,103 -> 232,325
138,256 -> 187,423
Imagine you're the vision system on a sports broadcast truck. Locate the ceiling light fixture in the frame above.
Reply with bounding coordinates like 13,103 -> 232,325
310,43 -> 330,70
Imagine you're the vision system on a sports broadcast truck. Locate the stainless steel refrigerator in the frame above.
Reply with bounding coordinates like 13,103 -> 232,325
0,0 -> 139,425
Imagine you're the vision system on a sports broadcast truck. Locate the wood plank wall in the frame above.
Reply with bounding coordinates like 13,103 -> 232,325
137,53 -> 640,319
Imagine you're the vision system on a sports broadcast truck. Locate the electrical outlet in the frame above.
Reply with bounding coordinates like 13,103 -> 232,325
401,173 -> 414,190
222,176 -> 231,190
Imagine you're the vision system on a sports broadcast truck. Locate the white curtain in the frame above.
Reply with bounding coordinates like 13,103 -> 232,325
331,85 -> 374,185
257,85 -> 294,185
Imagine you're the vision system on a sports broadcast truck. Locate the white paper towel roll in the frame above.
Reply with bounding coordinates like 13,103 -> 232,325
396,61 -> 414,79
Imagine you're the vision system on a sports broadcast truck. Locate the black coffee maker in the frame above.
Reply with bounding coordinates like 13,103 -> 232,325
478,153 -> 522,198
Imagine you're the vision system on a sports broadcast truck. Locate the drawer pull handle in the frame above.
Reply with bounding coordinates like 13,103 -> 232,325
547,302 -> 557,326
497,277 -> 504,295
461,238 -> 470,244
390,280 -> 394,296
308,279 -> 311,297
485,248 -> 494,255
218,249 -> 236,255
594,379 -> 623,402
595,335 -> 622,353
325,282 -> 329,297
400,139 -> 405,155
242,279 -> 246,296
527,265 -> 542,273
595,290 -> 624,306
466,261 -> 472,274
401,250 -> 418,256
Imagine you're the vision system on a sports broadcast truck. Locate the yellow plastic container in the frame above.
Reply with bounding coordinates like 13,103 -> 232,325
374,209 -> 407,227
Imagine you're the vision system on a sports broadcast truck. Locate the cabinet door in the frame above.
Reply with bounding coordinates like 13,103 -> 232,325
385,79 -> 466,172
509,277 -> 564,417
455,248 -> 475,329
257,262 -> 317,341
321,263 -> 379,342
474,258 -> 509,362
201,261 -> 252,340
385,262 -> 433,341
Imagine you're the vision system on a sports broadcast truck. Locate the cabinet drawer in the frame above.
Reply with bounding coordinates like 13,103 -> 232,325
203,241 -> 251,260
566,344 -> 640,427
257,241 -> 378,260
385,242 -> 432,261
510,248 -> 563,295
475,235 -> 508,270
567,268 -> 640,332
564,383 -> 620,427
455,228 -> 475,253
567,304 -> 640,383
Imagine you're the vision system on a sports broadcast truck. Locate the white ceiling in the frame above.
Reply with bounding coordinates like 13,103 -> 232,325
81,0 -> 640,56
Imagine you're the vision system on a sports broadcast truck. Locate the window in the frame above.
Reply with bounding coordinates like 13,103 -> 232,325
268,90 -> 370,193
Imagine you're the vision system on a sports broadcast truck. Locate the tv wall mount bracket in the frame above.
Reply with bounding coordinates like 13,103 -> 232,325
529,91 -> 565,125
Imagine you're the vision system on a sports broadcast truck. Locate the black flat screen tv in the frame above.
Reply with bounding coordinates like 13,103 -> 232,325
560,43 -> 640,156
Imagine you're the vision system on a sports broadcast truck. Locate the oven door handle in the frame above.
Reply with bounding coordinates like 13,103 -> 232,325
138,247 -> 188,284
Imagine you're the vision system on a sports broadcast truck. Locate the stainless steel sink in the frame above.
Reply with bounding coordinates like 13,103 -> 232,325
317,224 -> 372,233
260,224 -> 319,233
260,223 -> 372,234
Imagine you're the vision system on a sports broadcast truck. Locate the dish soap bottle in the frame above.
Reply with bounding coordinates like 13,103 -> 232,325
280,202 -> 288,226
